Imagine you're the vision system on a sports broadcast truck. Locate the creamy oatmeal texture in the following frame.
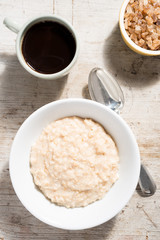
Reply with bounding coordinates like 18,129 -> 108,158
30,117 -> 119,208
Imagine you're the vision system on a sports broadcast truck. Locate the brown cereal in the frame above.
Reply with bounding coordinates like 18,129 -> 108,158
124,0 -> 160,50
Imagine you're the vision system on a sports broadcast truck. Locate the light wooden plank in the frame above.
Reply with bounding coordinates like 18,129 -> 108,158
0,0 -> 160,239
53,0 -> 72,23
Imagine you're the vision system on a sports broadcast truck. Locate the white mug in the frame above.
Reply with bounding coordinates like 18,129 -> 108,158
3,15 -> 79,80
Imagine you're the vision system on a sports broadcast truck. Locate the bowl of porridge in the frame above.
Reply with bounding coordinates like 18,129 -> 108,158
10,98 -> 140,230
119,0 -> 160,55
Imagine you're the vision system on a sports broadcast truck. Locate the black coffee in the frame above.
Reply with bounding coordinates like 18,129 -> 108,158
22,21 -> 76,74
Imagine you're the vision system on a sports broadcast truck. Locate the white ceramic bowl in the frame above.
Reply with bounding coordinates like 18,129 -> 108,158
10,99 -> 140,230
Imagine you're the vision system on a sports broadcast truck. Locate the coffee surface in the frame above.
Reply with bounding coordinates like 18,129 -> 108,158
22,21 -> 76,74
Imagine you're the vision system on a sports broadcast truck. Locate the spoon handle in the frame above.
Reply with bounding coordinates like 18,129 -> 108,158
138,164 -> 157,196
88,67 -> 157,197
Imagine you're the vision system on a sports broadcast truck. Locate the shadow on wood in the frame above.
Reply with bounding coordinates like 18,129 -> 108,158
103,23 -> 160,89
82,84 -> 91,100
0,160 -> 116,240
0,53 -> 67,129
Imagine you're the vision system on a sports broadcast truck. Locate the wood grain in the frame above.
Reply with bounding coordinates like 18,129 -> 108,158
0,0 -> 160,239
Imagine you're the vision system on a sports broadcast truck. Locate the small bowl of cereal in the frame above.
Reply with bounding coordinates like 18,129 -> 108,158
119,0 -> 160,55
10,99 -> 140,230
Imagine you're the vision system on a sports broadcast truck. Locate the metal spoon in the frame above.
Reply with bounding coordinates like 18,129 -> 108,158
88,67 -> 156,197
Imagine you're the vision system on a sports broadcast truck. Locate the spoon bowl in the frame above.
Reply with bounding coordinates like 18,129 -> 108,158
88,68 -> 124,112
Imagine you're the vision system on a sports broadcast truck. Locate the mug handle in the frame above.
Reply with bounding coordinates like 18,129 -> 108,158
3,17 -> 21,34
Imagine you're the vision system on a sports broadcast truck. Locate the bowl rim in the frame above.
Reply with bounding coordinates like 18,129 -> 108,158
9,98 -> 141,230
119,0 -> 160,56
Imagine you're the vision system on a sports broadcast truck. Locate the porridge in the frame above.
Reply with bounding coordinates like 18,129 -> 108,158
30,117 -> 119,208
124,0 -> 160,50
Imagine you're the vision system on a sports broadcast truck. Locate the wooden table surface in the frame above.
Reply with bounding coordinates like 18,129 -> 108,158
0,0 -> 160,239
